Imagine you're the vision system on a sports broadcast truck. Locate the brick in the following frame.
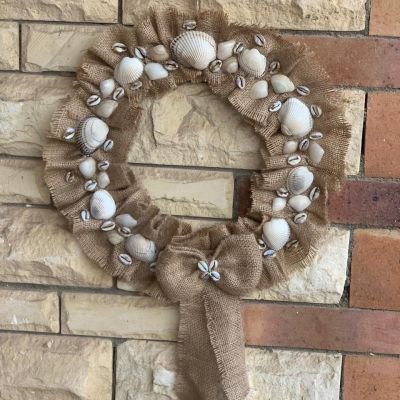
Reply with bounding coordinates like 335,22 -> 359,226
344,355 -> 400,400
328,180 -> 400,227
0,0 -> 118,22
0,206 -> 112,287
370,0 -> 400,37
61,293 -> 179,340
365,92 -> 400,177
0,333 -> 112,400
350,229 -> 400,311
243,303 -> 400,354
0,22 -> 19,70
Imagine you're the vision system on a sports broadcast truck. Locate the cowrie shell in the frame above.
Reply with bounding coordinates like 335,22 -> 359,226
112,43 -> 127,53
87,95 -> 101,107
64,127 -> 75,141
101,220 -> 116,232
118,253 -> 132,266
80,209 -> 90,222
294,212 -> 307,224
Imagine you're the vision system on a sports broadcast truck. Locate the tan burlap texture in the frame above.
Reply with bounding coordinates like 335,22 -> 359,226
43,8 -> 351,400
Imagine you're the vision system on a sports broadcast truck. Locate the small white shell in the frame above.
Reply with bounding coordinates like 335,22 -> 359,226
288,195 -> 311,212
84,179 -> 97,192
283,140 -> 298,154
287,166 -> 314,195
78,117 -> 109,155
118,253 -> 132,266
271,74 -> 295,94
107,230 -> 125,245
64,127 -> 76,141
80,209 -> 90,222
278,98 -> 313,138
95,99 -> 119,119
287,154 -> 301,166
269,101 -> 282,112
221,56 -> 238,73
100,79 -> 116,98
250,80 -> 268,100
148,45 -> 170,62
236,76 -> 246,90
272,197 -> 287,212
90,189 -> 116,220
125,234 -> 157,263
114,57 -> 144,86
144,62 -> 169,80
217,40 -> 235,60
97,171 -> 110,189
98,160 -> 110,171
115,213 -> 138,229
309,186 -> 320,201
238,48 -> 267,77
171,31 -> 216,70
101,220 -> 116,231
294,212 -> 307,224
262,218 -> 291,251
308,142 -> 325,164
79,157 -> 96,179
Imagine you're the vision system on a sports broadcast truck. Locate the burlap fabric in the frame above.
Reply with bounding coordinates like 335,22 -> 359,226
43,8 -> 350,400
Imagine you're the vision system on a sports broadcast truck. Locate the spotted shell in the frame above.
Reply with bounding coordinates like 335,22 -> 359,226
287,166 -> 314,195
90,189 -> 116,220
288,195 -> 311,212
278,98 -> 313,138
125,233 -> 157,263
114,57 -> 144,86
78,117 -> 109,155
262,218 -> 291,251
271,74 -> 295,94
171,30 -> 216,70
238,48 -> 267,77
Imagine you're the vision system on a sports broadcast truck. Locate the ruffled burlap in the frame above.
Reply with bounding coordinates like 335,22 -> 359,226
43,8 -> 350,400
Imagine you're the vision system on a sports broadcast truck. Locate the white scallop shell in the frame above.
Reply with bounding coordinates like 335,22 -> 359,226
97,171 -> 110,189
238,48 -> 267,77
262,218 -> 291,251
271,74 -> 295,94
171,31 -> 216,70
287,166 -> 314,195
148,45 -> 170,62
115,213 -> 138,229
95,99 -> 119,119
278,98 -> 313,138
221,56 -> 238,73
90,189 -> 116,220
272,197 -> 287,212
125,234 -> 157,263
217,40 -> 235,60
250,80 -> 268,99
107,230 -> 124,245
283,140 -> 298,154
309,142 -> 325,164
79,157 -> 96,179
114,57 -> 144,86
78,117 -> 109,155
144,62 -> 169,80
288,195 -> 311,212
100,78 -> 116,98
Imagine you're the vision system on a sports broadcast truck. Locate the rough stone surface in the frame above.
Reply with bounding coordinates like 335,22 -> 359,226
370,0 -> 400,37
0,290 -> 59,333
0,0 -> 118,22
116,340 -> 342,400
61,293 -> 179,340
0,22 -> 19,70
0,73 -> 73,157
0,207 -> 112,287
0,333 -> 112,400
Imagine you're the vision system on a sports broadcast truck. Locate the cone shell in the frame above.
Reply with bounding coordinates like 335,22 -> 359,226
271,74 -> 295,94
287,166 -> 314,195
171,30 -> 216,70
125,233 -> 157,263
90,189 -> 116,220
262,218 -> 291,251
238,48 -> 267,77
278,98 -> 313,138
100,78 -> 116,98
79,157 -> 96,179
144,62 -> 169,80
114,57 -> 144,86
288,195 -> 311,212
78,117 -> 109,155
95,99 -> 118,119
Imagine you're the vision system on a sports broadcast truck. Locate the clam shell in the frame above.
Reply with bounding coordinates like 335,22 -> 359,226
283,140 -> 298,154
79,157 -> 96,179
95,99 -> 118,119
125,234 -> 157,263
171,31 -> 216,70
90,189 -> 116,220
271,74 -> 295,94
308,142 -> 325,164
115,213 -> 138,229
144,62 -> 168,80
100,79 -> 116,98
287,166 -> 314,195
114,57 -> 144,86
217,40 -> 235,60
97,171 -> 110,189
272,197 -> 287,212
288,195 -> 311,212
148,45 -> 169,62
278,98 -> 313,138
78,117 -> 109,155
221,56 -> 238,73
238,48 -> 267,77
262,218 -> 291,251
250,80 -> 268,100
107,230 -> 124,245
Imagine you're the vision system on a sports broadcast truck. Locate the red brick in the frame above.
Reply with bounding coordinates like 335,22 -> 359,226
365,92 -> 400,177
343,355 -> 400,400
243,303 -> 400,354
370,0 -> 400,37
350,229 -> 400,311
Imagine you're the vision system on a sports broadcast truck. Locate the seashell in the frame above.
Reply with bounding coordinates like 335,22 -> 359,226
148,45 -> 170,62
125,234 -> 157,263
262,218 -> 291,251
118,253 -> 132,266
79,157 -> 97,179
310,104 -> 322,118
233,42 -> 244,55
285,239 -> 299,249
271,74 -> 295,94
257,238 -> 266,250
115,213 -> 138,229
250,80 -> 268,100
97,171 -> 110,189
84,179 -> 97,192
263,249 -> 276,258
197,260 -> 209,273
101,220 -> 116,232
112,42 -> 127,53
294,212 -> 307,224
107,230 -> 124,245
170,31 -> 216,70
298,138 -> 310,151
268,60 -> 280,74
144,62 -> 169,80
310,131 -> 323,140
130,81 -> 143,90
64,127 -> 76,141
283,140 -> 298,154
217,40 -> 235,60
114,57 -> 144,86
272,197 -> 287,212
118,226 -> 132,237
308,142 -> 325,164
269,101 -> 282,112
100,79 -> 116,98
134,46 -> 147,59
209,59 -> 222,73
276,187 -> 289,198
288,154 -> 301,166
149,262 -> 156,272
65,171 -> 75,183
87,95 -> 101,107
236,75 -> 245,90
95,99 -> 118,119
278,98 -> 313,138
97,160 -> 110,171
221,56 -> 238,73
254,33 -> 266,47
112,87 -> 125,101
210,270 -> 220,282
183,20 -> 197,30
238,48 -> 267,77
90,189 -> 116,220
210,259 -> 219,270
103,139 -> 114,152
297,85 -> 310,96
288,195 -> 311,212
164,60 -> 179,71
78,117 -> 109,155
80,209 -> 90,222
287,166 -> 314,195
309,186 -> 320,201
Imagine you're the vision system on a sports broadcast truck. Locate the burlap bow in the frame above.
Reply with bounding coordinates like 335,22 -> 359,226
156,234 -> 263,400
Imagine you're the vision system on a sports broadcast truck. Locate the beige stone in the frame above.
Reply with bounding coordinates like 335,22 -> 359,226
22,24 -> 106,72
200,0 -> 366,31
0,333 -> 112,400
0,206 -> 112,287
0,289 -> 59,333
0,0 -> 118,22
116,340 -> 342,399
0,73 -> 72,157
61,293 -> 179,340
0,22 -> 19,70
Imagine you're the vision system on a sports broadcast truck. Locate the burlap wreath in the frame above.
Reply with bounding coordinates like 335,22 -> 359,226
44,8 -> 350,400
